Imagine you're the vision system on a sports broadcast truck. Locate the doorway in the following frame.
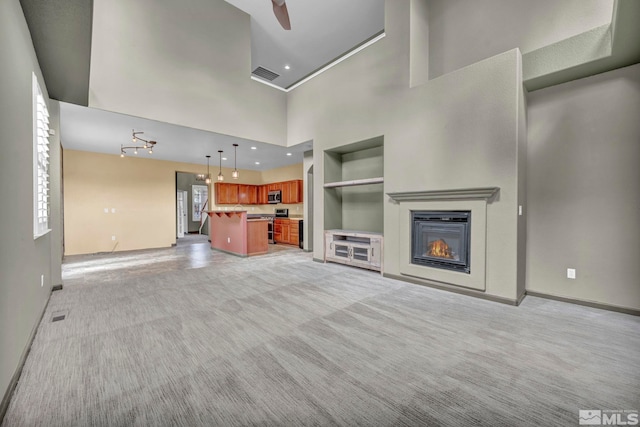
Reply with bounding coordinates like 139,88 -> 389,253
177,190 -> 188,238
175,172 -> 209,239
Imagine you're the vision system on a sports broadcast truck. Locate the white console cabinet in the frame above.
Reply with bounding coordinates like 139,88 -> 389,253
324,230 -> 382,272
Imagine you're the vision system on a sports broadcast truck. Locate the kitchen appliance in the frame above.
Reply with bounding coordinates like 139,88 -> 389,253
275,208 -> 288,218
298,220 -> 304,249
268,190 -> 281,204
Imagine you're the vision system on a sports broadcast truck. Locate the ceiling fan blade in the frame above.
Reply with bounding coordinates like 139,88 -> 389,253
271,0 -> 291,30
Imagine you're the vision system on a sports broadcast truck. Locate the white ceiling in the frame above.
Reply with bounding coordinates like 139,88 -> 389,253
60,102 -> 312,170
225,0 -> 385,89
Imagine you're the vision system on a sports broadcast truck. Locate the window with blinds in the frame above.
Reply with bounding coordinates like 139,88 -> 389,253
33,73 -> 50,238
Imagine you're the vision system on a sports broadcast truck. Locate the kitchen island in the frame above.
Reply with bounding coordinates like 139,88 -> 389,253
207,210 -> 269,256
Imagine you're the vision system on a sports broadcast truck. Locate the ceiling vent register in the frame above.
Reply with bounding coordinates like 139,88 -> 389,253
252,66 -> 280,81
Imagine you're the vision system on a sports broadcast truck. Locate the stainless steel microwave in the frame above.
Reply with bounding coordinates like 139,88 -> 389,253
268,190 -> 281,204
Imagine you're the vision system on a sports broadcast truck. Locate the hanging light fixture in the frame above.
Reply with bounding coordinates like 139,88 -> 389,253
120,129 -> 157,157
205,155 -> 212,184
217,150 -> 224,181
232,143 -> 239,179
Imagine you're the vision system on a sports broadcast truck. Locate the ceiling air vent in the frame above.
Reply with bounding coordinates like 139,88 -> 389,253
252,66 -> 280,81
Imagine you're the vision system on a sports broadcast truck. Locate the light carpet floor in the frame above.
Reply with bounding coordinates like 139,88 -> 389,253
3,245 -> 639,426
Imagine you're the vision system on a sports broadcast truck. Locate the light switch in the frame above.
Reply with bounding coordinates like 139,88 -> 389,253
567,268 -> 576,279
518,205 -> 523,216
111,208 -> 116,213
104,208 -> 109,213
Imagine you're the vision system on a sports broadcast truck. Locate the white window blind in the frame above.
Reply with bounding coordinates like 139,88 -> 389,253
33,73 -> 50,238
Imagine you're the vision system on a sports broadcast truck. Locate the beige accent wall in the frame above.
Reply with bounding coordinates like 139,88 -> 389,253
63,150 -> 304,255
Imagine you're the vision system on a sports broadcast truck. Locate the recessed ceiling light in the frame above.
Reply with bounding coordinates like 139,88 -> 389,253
255,161 -> 260,165
286,153 -> 292,156
284,65 -> 291,70
251,146 -> 257,150
222,157 -> 227,161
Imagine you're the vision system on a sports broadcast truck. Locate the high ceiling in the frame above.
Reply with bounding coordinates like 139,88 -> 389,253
225,0 -> 385,89
21,0 -> 385,171
60,103 -> 312,170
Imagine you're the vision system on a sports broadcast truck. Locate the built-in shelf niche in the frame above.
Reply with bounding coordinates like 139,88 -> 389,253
324,136 -> 384,234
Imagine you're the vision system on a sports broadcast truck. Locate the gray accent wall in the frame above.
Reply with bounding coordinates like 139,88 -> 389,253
1,0 -> 62,409
289,0 -> 526,301
341,146 -> 384,233
526,63 -> 640,310
426,0 -> 614,79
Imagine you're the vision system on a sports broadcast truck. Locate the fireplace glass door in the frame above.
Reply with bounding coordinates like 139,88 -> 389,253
411,211 -> 471,273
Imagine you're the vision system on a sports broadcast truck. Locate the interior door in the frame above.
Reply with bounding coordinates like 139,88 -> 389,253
177,190 -> 188,238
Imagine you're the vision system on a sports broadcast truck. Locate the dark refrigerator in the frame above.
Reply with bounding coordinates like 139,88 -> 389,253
298,220 -> 304,249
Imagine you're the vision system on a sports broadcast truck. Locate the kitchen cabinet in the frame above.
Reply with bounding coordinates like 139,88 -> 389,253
289,219 -> 299,246
324,230 -> 382,272
274,218 -> 300,245
257,185 -> 268,204
238,184 -> 257,204
215,183 -> 239,205
280,180 -> 303,204
215,180 -> 302,205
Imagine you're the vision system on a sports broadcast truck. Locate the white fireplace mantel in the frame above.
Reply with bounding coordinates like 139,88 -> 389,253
387,187 -> 499,203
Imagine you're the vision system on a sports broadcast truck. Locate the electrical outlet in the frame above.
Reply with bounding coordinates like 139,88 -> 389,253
40,274 -> 44,287
227,237 -> 231,243
567,268 -> 576,279
104,208 -> 109,213
112,235 -> 116,241
111,208 -> 116,213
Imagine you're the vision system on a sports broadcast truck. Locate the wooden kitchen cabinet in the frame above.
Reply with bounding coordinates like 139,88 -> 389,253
281,182 -> 291,204
238,184 -> 257,204
257,185 -> 268,204
290,180 -> 303,203
274,219 -> 290,245
274,220 -> 283,242
281,180 -> 303,204
215,180 -> 302,205
275,218 -> 300,245
289,219 -> 300,246
215,183 -> 239,205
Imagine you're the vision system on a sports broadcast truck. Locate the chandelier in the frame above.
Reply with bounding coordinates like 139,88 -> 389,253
120,130 -> 157,157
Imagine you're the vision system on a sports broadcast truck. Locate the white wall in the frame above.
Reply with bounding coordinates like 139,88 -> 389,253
527,63 -> 640,310
89,0 -> 287,145
426,0 -> 614,78
0,0 -> 62,410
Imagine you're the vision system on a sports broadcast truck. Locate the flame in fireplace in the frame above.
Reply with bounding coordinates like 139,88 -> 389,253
427,239 -> 454,259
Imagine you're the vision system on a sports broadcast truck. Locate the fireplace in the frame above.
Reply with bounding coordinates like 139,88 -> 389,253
411,211 -> 471,273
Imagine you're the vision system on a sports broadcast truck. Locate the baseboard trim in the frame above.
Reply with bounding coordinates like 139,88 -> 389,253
0,289 -> 52,424
525,291 -> 640,316
383,273 -> 520,306
313,257 -> 325,264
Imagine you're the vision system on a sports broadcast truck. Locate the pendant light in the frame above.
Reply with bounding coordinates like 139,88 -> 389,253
232,143 -> 239,179
217,150 -> 224,182
205,155 -> 211,184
